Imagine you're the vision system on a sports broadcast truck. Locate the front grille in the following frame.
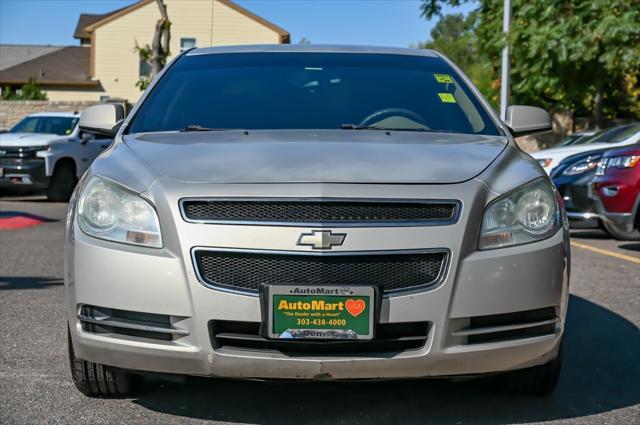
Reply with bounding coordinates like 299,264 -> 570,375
566,186 -> 595,213
194,250 -> 448,295
181,198 -> 459,226
210,320 -> 430,356
0,146 -> 44,159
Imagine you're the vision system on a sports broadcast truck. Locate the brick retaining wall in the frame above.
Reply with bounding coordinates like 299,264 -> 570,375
0,101 -> 99,130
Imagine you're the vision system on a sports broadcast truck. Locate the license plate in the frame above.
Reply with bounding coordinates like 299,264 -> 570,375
264,285 -> 375,340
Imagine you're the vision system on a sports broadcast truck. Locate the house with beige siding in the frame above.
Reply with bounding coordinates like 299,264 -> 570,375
0,0 -> 289,103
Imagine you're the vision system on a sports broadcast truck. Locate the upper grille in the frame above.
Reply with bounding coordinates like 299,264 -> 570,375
181,199 -> 459,226
194,250 -> 448,295
0,146 -> 42,159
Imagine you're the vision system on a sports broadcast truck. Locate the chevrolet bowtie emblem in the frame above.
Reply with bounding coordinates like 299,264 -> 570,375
297,230 -> 347,250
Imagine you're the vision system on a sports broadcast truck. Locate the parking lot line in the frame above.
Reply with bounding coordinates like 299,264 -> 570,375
571,241 -> 640,265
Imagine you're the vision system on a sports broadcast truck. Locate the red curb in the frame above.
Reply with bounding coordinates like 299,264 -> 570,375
0,216 -> 46,230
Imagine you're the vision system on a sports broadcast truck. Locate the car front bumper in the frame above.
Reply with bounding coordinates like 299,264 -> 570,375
0,158 -> 49,188
553,175 -> 599,228
590,186 -> 638,234
66,181 -> 569,380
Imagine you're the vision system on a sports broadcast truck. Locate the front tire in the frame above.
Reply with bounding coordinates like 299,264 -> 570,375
68,327 -> 139,397
602,219 -> 640,241
46,162 -> 76,202
493,339 -> 563,396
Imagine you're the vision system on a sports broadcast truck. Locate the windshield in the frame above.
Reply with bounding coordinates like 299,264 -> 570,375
558,134 -> 583,146
9,116 -> 78,136
574,124 -> 640,145
127,52 -> 500,136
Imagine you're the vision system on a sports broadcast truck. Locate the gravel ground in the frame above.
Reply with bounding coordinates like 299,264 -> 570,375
1,199 -> 638,425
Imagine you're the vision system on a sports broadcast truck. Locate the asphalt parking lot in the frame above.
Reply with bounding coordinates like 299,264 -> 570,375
1,196 -> 639,425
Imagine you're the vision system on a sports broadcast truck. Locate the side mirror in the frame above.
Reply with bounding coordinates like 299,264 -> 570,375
504,105 -> 552,137
79,104 -> 125,138
79,131 -> 94,145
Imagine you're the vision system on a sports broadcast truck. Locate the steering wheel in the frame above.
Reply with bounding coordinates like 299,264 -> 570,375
359,107 -> 428,128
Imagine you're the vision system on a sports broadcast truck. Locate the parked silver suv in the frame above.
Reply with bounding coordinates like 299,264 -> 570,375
65,45 -> 569,397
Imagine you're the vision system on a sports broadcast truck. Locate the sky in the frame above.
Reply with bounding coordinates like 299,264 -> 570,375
0,0 -> 475,48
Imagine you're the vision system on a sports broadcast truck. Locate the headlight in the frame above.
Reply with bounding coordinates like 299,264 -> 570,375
537,158 -> 552,168
77,177 -> 162,248
596,158 -> 607,176
479,178 -> 561,250
597,155 -> 640,176
562,155 -> 601,176
607,155 -> 640,168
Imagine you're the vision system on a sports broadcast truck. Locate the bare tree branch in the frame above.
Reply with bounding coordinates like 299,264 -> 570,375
149,0 -> 170,79
156,0 -> 169,21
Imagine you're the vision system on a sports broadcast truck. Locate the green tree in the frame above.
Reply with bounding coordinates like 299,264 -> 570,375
20,78 -> 47,100
1,86 -> 14,100
1,78 -> 47,100
421,0 -> 640,126
417,13 -> 496,107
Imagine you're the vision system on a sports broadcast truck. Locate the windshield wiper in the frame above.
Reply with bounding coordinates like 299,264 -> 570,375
340,124 -> 390,131
340,124 -> 453,133
181,124 -> 241,132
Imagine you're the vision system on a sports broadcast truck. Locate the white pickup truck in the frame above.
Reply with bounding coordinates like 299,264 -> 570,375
0,112 -> 111,201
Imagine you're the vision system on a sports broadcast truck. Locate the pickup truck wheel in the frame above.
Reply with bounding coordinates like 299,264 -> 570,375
68,327 -> 139,397
46,162 -> 76,202
602,219 -> 640,241
492,339 -> 563,396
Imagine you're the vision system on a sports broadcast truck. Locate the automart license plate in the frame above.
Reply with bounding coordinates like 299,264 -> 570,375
265,285 -> 375,340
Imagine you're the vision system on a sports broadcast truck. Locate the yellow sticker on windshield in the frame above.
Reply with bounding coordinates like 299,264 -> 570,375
438,93 -> 456,103
434,74 -> 453,84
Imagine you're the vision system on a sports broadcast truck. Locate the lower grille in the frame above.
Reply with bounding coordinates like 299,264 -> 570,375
194,250 -> 448,295
210,320 -> 430,356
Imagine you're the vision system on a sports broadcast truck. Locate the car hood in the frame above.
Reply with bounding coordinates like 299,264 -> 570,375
531,143 -> 612,159
0,132 -> 64,147
123,130 -> 508,184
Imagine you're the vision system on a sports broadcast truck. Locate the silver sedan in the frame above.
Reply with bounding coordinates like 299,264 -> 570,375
65,45 -> 569,397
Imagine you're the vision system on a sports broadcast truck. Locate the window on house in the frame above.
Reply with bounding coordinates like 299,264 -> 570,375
180,38 -> 197,52
139,59 -> 152,78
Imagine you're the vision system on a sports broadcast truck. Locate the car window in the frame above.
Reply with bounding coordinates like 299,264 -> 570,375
574,124 -> 640,145
10,116 -> 79,136
128,53 -> 500,136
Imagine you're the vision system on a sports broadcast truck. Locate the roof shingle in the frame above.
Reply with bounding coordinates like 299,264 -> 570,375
0,46 -> 98,87
0,45 -> 64,71
73,14 -> 106,39
73,1 -> 147,39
